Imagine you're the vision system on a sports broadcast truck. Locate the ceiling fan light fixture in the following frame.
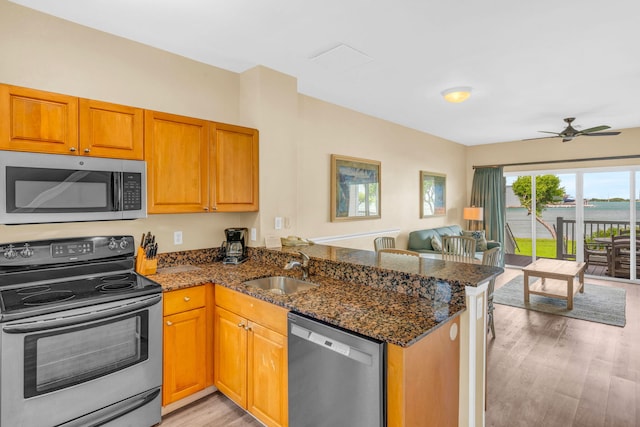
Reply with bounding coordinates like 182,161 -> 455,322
441,86 -> 472,103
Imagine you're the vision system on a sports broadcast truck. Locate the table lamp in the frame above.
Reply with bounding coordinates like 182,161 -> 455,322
463,206 -> 484,230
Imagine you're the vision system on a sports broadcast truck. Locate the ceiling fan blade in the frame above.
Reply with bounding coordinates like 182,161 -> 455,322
562,138 -> 573,143
538,131 -> 561,135
578,125 -> 610,134
522,135 -> 560,141
582,131 -> 621,136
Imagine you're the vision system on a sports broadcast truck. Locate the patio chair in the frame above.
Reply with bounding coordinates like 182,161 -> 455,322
584,239 -> 608,271
608,235 -> 640,278
481,246 -> 501,339
374,236 -> 395,252
441,235 -> 476,263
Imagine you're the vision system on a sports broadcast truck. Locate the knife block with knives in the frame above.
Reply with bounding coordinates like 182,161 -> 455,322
136,232 -> 158,275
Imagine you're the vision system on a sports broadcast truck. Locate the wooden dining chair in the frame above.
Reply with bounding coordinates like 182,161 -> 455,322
376,248 -> 419,262
441,235 -> 476,263
374,236 -> 396,252
481,246 -> 501,339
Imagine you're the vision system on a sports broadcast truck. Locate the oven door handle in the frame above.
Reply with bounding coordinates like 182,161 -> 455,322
2,295 -> 161,334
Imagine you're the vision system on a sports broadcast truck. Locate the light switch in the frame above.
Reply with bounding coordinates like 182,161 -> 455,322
250,228 -> 257,241
275,217 -> 283,230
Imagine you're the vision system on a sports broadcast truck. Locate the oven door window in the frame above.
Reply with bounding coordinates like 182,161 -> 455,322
23,312 -> 148,398
6,166 -> 115,213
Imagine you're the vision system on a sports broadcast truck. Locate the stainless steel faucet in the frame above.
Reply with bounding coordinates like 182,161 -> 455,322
284,252 -> 310,279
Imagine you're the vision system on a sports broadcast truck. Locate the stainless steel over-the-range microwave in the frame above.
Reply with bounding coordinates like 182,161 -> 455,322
0,151 -> 146,224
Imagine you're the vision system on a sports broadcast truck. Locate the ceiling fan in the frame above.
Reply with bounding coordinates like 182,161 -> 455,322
524,117 -> 621,142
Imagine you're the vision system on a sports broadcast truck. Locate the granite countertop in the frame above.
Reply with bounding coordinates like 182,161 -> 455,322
149,245 -> 502,347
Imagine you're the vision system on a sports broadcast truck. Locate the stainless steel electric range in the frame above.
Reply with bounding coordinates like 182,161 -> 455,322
0,235 -> 162,427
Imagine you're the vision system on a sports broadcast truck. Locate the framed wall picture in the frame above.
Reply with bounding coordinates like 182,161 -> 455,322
421,171 -> 446,217
331,154 -> 381,221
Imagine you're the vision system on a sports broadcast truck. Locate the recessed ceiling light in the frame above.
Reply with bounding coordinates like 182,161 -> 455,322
441,87 -> 472,103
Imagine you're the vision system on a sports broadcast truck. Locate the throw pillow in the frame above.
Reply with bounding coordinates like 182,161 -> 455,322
431,235 -> 443,251
463,230 -> 488,251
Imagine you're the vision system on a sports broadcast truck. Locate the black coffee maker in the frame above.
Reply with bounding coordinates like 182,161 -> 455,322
222,228 -> 248,264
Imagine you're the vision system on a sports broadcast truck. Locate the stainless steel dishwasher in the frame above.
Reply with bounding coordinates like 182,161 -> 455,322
288,312 -> 385,427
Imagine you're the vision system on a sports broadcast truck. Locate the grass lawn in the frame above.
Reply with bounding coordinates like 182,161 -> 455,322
513,238 -> 576,259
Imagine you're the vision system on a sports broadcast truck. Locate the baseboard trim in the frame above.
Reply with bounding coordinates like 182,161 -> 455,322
310,228 -> 400,244
161,385 -> 217,416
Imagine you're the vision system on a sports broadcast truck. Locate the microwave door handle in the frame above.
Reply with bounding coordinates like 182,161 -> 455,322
113,172 -> 122,211
2,295 -> 161,333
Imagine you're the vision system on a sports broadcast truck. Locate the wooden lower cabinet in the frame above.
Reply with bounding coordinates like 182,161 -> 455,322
214,285 -> 288,427
387,316 -> 460,427
214,306 -> 247,404
162,284 -> 214,407
163,307 -> 206,404
247,318 -> 287,426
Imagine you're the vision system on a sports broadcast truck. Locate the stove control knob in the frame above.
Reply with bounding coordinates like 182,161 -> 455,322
119,238 -> 129,249
19,244 -> 33,258
3,245 -> 17,260
108,238 -> 118,250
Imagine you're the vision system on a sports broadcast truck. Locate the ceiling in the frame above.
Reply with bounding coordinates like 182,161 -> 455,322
9,0 -> 640,146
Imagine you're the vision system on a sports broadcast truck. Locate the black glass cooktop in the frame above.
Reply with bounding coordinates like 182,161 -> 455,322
0,272 -> 161,321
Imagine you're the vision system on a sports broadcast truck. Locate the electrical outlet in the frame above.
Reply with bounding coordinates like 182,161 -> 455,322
250,228 -> 257,241
174,231 -> 183,245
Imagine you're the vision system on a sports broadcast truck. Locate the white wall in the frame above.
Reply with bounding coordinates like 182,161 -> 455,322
297,96 -> 467,250
0,0 -> 469,253
467,128 -> 640,183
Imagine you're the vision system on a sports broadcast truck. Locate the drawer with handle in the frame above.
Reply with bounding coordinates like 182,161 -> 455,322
163,286 -> 206,316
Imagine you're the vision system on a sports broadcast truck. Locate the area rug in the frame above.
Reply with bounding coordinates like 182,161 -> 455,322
493,275 -> 626,327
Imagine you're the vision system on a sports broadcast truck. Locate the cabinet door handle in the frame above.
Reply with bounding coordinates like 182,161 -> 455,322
183,296 -> 190,302
212,206 -> 218,211
237,322 -> 245,328
166,321 -> 173,326
203,207 -> 209,211
244,326 -> 252,331
69,147 -> 76,152
84,148 -> 90,153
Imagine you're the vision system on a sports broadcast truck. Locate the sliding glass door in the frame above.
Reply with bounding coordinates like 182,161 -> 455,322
505,167 -> 638,281
505,173 -> 576,263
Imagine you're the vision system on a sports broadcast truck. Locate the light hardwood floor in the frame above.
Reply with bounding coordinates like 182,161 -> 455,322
487,268 -> 640,427
160,268 -> 640,427
159,391 -> 263,427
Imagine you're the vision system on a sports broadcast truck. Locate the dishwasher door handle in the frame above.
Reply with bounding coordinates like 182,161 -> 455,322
290,323 -> 373,366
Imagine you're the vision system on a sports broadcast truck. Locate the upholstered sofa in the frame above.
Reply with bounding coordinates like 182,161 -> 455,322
407,225 -> 501,258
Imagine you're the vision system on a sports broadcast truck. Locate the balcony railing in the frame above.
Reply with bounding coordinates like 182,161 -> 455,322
555,217 -> 639,260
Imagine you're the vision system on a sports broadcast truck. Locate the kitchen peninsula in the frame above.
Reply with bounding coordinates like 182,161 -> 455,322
152,244 -> 501,427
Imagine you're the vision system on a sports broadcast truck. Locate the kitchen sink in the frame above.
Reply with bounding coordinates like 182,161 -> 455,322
243,276 -> 318,295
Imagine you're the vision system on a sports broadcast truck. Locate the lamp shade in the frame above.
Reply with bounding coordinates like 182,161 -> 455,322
463,207 -> 483,221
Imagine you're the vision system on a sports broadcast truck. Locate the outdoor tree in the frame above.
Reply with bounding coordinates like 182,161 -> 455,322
511,175 -> 564,239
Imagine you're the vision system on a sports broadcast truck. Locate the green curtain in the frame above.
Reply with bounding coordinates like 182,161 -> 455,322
470,167 -> 505,252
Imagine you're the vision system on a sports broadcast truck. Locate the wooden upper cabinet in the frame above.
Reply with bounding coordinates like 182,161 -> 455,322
210,123 -> 259,212
145,110 -> 209,214
79,99 -> 143,159
0,84 -> 78,154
